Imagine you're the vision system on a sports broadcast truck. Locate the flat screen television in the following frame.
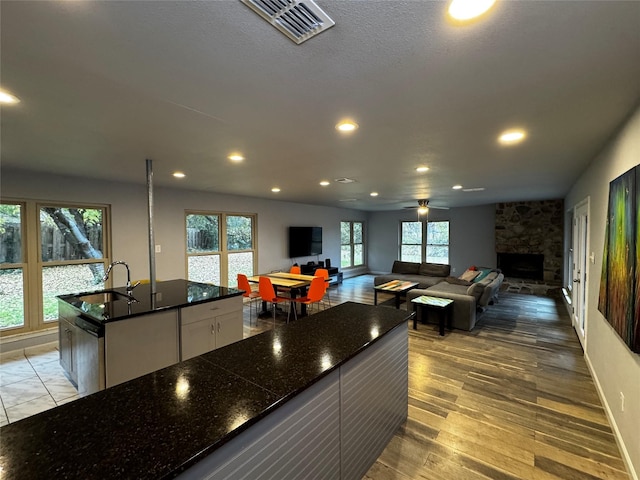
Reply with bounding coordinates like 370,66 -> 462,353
288,226 -> 322,258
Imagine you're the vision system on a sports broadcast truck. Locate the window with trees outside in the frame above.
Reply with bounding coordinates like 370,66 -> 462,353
400,221 -> 449,264
186,212 -> 256,287
341,221 -> 364,268
1,201 -> 110,335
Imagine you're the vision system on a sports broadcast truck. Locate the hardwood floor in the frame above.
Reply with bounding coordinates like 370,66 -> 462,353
242,274 -> 630,480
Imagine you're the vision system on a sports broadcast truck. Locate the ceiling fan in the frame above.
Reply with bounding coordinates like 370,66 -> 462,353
403,199 -> 449,215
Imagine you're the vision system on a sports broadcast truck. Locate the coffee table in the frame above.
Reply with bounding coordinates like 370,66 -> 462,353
411,295 -> 454,336
374,280 -> 419,309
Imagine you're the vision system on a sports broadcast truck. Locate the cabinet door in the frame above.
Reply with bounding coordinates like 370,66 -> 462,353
104,310 -> 179,388
58,319 -> 77,384
181,318 -> 216,361
215,311 -> 243,349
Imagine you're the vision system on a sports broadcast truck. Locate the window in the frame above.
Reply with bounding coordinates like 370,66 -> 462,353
1,200 -> 110,335
186,212 -> 256,287
400,221 -> 449,264
341,221 -> 364,268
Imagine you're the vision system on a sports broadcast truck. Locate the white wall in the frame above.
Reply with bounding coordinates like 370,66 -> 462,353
1,169 -> 368,287
368,205 -> 496,275
565,104 -> 640,479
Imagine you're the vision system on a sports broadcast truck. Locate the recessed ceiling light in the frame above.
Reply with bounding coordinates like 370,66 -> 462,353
416,166 -> 429,173
0,89 -> 20,104
498,129 -> 527,145
370,192 -> 379,197
173,172 -> 186,178
448,0 -> 496,21
228,154 -> 244,162
452,185 -> 463,190
271,187 -> 281,193
319,180 -> 330,186
463,187 -> 486,192
336,120 -> 358,133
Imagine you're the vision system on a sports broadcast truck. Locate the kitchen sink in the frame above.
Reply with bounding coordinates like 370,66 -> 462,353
76,291 -> 132,304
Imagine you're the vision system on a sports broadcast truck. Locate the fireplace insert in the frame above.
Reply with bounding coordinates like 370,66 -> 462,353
497,253 -> 544,280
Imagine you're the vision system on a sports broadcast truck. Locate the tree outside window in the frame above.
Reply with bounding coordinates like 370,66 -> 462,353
341,221 -> 364,268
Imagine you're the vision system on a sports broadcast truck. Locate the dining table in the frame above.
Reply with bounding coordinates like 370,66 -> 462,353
247,271 -> 318,318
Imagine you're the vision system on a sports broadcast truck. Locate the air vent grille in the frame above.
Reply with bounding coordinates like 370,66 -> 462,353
334,177 -> 356,184
241,0 -> 335,44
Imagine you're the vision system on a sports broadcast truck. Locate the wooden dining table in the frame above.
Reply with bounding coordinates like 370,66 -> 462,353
247,272 -> 317,318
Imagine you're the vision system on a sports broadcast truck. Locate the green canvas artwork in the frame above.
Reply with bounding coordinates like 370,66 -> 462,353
598,164 -> 640,353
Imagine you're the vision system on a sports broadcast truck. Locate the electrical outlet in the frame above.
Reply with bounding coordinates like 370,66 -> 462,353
155,245 -> 161,253
452,267 -> 457,273
620,392 -> 625,412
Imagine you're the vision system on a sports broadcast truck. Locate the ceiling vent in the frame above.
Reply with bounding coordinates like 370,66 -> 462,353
334,177 -> 356,184
241,0 -> 335,45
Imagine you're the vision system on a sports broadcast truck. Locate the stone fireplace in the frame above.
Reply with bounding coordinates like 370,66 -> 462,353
495,200 -> 563,284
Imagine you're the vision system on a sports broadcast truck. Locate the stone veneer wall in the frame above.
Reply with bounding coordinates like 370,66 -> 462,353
495,199 -> 564,284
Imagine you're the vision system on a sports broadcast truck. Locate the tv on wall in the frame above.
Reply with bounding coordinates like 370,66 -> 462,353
288,226 -> 322,258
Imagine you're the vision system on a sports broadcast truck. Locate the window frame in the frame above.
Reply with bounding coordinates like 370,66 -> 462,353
185,211 -> 257,287
399,220 -> 450,264
340,221 -> 365,269
1,199 -> 111,336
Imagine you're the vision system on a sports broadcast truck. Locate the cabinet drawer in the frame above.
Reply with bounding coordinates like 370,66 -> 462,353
181,297 -> 241,325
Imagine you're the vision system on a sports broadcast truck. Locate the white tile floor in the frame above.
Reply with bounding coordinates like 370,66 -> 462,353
0,342 -> 79,425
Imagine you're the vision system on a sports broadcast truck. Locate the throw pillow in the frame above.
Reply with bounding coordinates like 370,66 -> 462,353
392,260 -> 420,275
459,268 -> 480,282
419,262 -> 451,277
473,268 -> 493,283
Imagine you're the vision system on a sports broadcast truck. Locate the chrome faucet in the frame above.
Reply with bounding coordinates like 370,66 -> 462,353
102,261 -> 140,294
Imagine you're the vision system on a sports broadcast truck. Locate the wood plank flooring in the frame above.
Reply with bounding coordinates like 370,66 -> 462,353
242,274 -> 630,480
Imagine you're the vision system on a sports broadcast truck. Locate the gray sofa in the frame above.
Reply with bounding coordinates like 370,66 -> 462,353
407,270 -> 504,331
374,261 -> 503,331
373,261 -> 451,289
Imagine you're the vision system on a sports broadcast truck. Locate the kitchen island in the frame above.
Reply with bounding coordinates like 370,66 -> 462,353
0,302 -> 411,480
57,279 -> 244,394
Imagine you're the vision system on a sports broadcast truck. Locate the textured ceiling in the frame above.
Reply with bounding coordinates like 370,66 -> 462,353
1,1 -> 639,211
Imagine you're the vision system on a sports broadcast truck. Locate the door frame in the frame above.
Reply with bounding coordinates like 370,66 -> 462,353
571,197 -> 590,349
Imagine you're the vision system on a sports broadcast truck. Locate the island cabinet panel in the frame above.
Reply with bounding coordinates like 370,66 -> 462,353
104,310 -> 179,388
177,371 -> 341,480
340,324 -> 409,480
180,296 -> 242,360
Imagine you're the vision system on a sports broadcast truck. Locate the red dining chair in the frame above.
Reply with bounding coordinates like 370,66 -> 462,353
290,276 -> 327,321
258,276 -> 292,325
237,273 -> 261,325
314,268 -> 332,309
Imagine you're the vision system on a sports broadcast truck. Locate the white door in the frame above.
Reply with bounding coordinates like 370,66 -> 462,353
572,199 -> 589,348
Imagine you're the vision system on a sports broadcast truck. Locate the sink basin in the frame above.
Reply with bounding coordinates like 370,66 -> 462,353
76,291 -> 131,304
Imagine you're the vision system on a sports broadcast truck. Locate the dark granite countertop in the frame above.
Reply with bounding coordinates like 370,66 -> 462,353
0,302 -> 411,480
58,279 -> 243,327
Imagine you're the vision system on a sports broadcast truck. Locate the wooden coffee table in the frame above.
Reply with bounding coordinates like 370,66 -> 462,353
374,280 -> 419,309
411,295 -> 453,336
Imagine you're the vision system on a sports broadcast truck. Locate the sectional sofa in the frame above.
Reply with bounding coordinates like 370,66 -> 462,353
374,261 -> 504,331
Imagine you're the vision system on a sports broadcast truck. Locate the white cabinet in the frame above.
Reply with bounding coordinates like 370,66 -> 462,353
180,297 -> 243,361
104,310 -> 179,388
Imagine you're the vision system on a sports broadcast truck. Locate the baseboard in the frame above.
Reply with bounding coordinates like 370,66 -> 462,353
584,353 -> 638,480
0,328 -> 58,354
